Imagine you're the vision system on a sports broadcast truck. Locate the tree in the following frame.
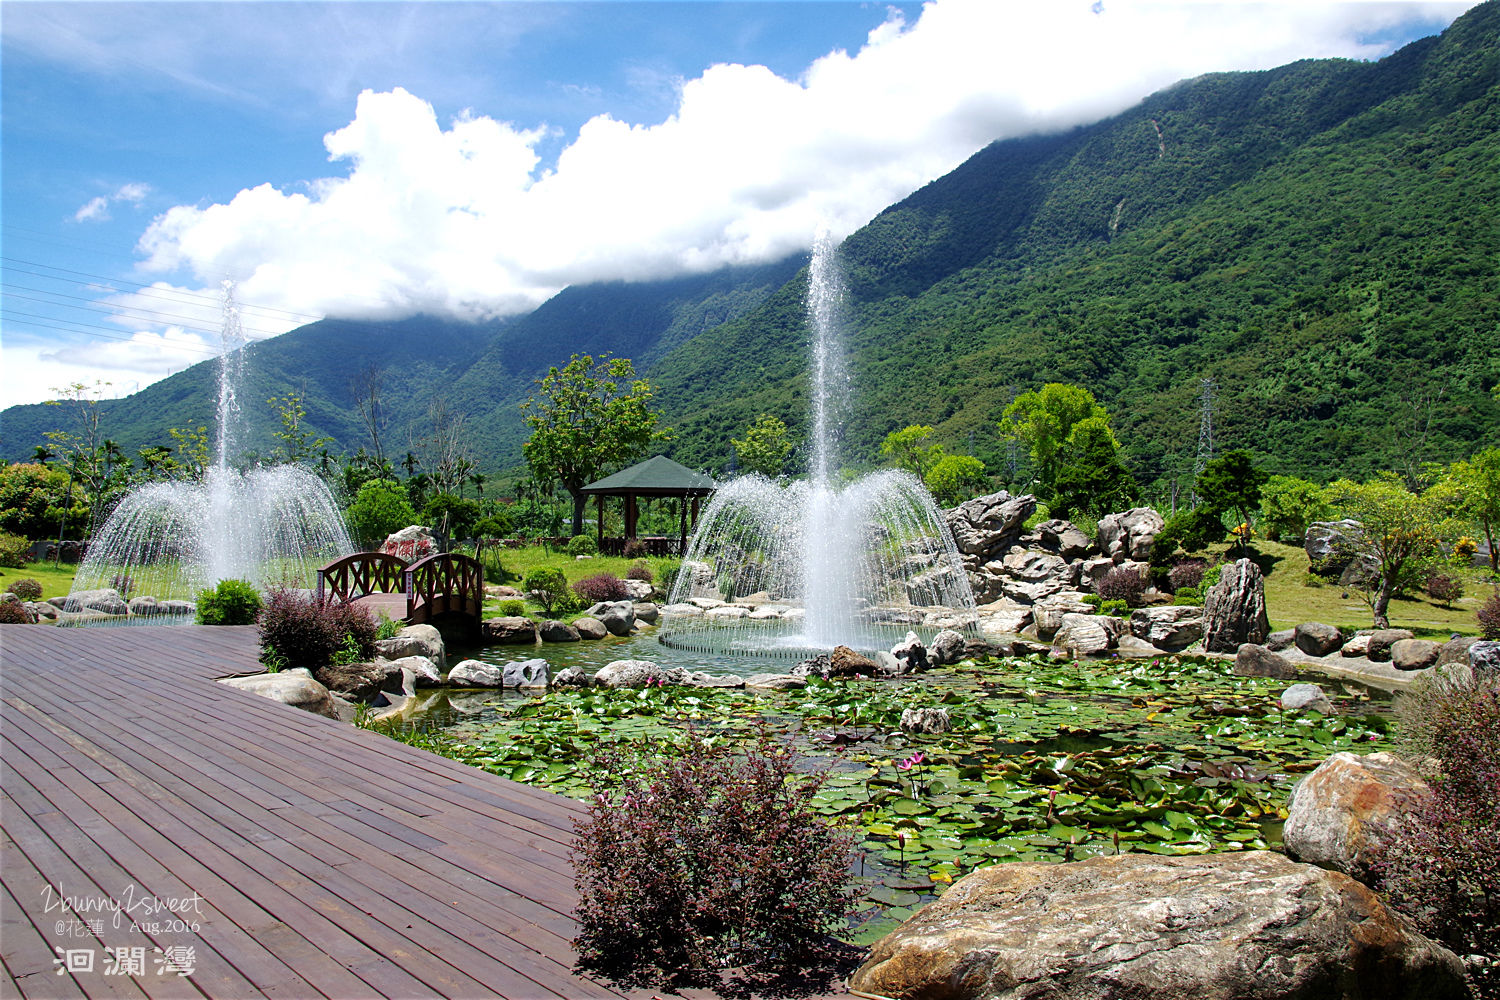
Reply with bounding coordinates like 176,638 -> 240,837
0,462 -> 73,539
925,454 -> 988,506
345,478 -> 418,547
351,363 -> 388,466
167,426 -> 210,480
1049,417 -> 1139,519
267,390 -> 333,465
521,354 -> 667,536
998,384 -> 1110,493
1445,448 -> 1500,572
880,425 -> 945,480
1196,449 -> 1269,548
44,380 -> 127,541
1325,474 -> 1453,628
423,493 -> 480,543
732,415 -> 792,478
1259,474 -> 1329,542
416,399 -> 474,497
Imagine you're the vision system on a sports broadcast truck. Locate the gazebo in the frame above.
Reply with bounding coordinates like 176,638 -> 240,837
580,455 -> 717,556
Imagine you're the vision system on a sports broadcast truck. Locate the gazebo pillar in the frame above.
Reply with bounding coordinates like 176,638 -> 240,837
678,497 -> 688,555
595,494 -> 604,547
690,495 -> 702,530
625,493 -> 639,541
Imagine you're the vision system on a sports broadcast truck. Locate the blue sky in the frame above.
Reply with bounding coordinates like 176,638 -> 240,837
0,0 -> 1478,409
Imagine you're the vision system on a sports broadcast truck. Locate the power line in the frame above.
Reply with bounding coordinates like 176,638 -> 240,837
1190,377 -> 1216,506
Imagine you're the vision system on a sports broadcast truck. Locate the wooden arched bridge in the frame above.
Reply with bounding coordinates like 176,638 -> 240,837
317,551 -> 484,629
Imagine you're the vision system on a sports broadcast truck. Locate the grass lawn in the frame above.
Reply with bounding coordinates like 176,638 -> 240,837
477,545 -> 681,619
0,562 -> 77,603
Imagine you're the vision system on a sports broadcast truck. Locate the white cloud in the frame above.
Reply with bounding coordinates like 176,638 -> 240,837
120,1 -> 1471,325
1,328 -> 211,408
72,182 -> 153,224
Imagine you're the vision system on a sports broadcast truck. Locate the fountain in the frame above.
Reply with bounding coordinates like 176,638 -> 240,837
64,282 -> 353,619
658,233 -> 976,656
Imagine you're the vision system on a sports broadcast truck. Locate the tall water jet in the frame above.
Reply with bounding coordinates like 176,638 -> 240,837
660,233 -> 975,655
65,283 -> 353,616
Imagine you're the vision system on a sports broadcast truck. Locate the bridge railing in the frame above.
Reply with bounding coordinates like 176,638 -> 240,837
407,552 -> 485,623
317,551 -> 412,616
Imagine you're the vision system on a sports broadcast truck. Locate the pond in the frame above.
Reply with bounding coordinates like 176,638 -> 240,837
370,652 -> 1398,945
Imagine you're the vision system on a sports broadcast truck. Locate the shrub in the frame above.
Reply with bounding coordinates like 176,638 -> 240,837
1099,598 -> 1129,615
1150,508 -> 1227,562
1201,563 -> 1224,590
572,734 -> 856,978
1479,589 -> 1500,641
110,573 -> 134,596
567,534 -> 599,557
0,601 -> 37,624
0,532 -> 31,568
574,572 -> 628,605
8,578 -> 42,601
1167,559 -> 1207,593
1454,536 -> 1479,564
524,568 -> 572,614
1079,593 -> 1103,608
658,565 -> 681,598
375,614 -> 402,641
1097,566 -> 1148,607
196,579 -> 263,625
498,598 -> 526,617
1424,571 -> 1465,606
258,588 -> 377,669
1301,571 -> 1325,588
626,559 -> 654,583
1172,587 -> 1204,606
1374,671 -> 1500,994
622,538 -> 648,559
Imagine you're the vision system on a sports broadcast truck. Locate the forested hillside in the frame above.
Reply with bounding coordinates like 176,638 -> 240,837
652,1 -> 1499,489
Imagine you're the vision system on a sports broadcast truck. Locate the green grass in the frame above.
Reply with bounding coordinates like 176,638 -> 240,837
477,545 -> 681,620
0,562 -> 77,602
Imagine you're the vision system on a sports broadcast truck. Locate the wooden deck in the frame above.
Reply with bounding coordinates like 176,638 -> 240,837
0,625 -> 847,1000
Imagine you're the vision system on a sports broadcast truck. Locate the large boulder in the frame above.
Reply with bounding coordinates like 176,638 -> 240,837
1024,519 -> 1095,561
538,619 -> 580,642
975,599 -> 1033,638
1234,643 -> 1297,679
127,595 -> 160,616
900,707 -> 952,734
1031,596 -> 1094,641
998,550 -> 1077,604
1305,519 -> 1363,575
830,645 -> 881,678
64,588 -> 128,616
481,615 -> 538,645
594,660 -> 687,688
553,665 -> 593,688
1283,751 -> 1429,879
1472,640 -> 1500,674
1281,683 -> 1333,714
891,632 -> 930,673
380,524 -> 436,563
1202,558 -> 1270,652
374,623 -> 446,671
1052,613 -> 1115,656
1096,507 -> 1165,563
1367,629 -> 1415,663
500,658 -> 550,689
589,600 -> 636,636
849,851 -> 1467,1000
929,629 -> 967,666
1129,606 -> 1204,652
573,616 -> 608,640
944,491 -> 1036,559
632,601 -> 660,624
1390,638 -> 1441,672
314,660 -> 402,701
1434,636 -> 1479,668
385,654 -> 442,688
220,670 -> 338,720
447,659 -> 504,687
1294,622 -> 1344,657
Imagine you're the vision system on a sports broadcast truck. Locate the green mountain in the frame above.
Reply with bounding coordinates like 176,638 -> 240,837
4,2 -> 1495,492
652,1 -> 1499,488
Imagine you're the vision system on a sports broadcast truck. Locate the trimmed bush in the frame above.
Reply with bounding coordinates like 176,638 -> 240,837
567,534 -> 599,557
1097,566 -> 1147,607
1424,571 -> 1464,606
196,579 -> 263,625
1100,598 -> 1129,615
498,599 -> 526,617
0,601 -> 37,624
572,735 -> 856,978
0,533 -> 31,568
1480,589 -> 1500,641
1079,593 -> 1103,608
626,559 -> 654,583
574,572 -> 628,605
8,578 -> 42,601
524,568 -> 572,615
622,538 -> 648,559
258,588 -> 377,669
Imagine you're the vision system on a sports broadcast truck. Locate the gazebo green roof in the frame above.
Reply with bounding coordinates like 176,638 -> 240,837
580,455 -> 717,496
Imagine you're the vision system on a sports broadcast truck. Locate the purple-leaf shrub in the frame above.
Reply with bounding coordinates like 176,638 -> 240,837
258,587 -> 378,669
573,572 -> 628,605
1097,565 -> 1148,607
572,735 -> 856,980
625,560 -> 654,583
1167,559 -> 1207,594
1424,571 -> 1464,606
1478,588 -> 1500,641
0,601 -> 37,624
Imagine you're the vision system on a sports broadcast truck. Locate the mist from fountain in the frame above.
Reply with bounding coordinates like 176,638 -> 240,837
659,233 -> 975,656
66,282 -> 353,613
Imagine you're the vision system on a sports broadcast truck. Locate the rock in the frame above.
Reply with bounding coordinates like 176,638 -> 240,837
1339,553 -> 1381,590
659,602 -> 703,616
385,655 -> 442,688
1032,597 -> 1095,641
592,601 -> 636,636
158,599 -> 196,616
1469,640 -> 1500,674
594,660 -> 687,688
944,491 -> 1036,558
1305,519 -> 1364,575
1129,606 -> 1204,652
126,595 -> 159,616
791,654 -> 832,678
572,617 -> 608,639
929,629 -> 967,666
830,645 -> 881,678
1053,613 -> 1114,655
379,524 -> 436,562
705,605 -> 750,618
1367,628 -> 1415,662
686,596 -> 725,610
1026,519 -> 1095,561
538,619 -> 580,642
0,592 -> 18,605
1281,683 -> 1333,714
849,850 -> 1467,1000
24,601 -> 57,620
1341,634 -> 1371,657
447,659 -> 505,687
64,588 -> 128,616
314,660 -> 402,701
1265,628 -> 1297,652
891,631 -> 930,673
553,665 -> 593,688
1078,556 -> 1115,592
632,601 -> 660,624
745,673 -> 807,690
1294,622 -> 1344,657
964,638 -> 1010,660
999,549 -> 1077,603
900,707 -> 952,734
1284,752 -> 1430,879
374,624 -> 446,671
1096,506 -> 1165,562
481,615 -> 538,645
622,578 -> 653,601
685,671 -> 745,689
501,658 -> 550,689
220,670 -> 338,720
749,604 -> 791,620
1434,636 -> 1478,667
1235,643 -> 1297,679
1202,558 -> 1270,652
1113,635 -> 1161,656
975,599 -> 1033,637
1390,638 -> 1441,672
